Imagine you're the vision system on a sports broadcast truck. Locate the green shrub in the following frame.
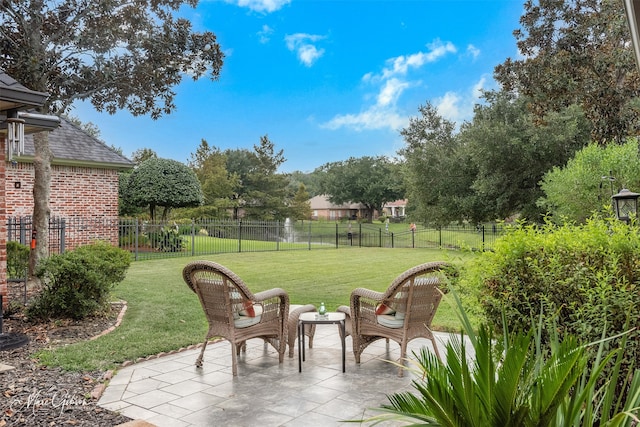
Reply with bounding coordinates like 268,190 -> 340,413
27,242 -> 131,320
147,225 -> 185,252
6,241 -> 29,279
465,216 -> 640,399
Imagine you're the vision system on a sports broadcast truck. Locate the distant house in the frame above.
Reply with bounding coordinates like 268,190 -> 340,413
383,199 -> 407,218
309,195 -> 368,220
6,116 -> 134,249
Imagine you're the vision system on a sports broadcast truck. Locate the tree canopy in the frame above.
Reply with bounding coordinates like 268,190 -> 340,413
239,136 -> 290,220
316,156 -> 404,221
539,139 -> 640,223
1,0 -> 224,116
125,158 -> 203,221
494,0 -> 640,144
399,102 -> 472,226
460,91 -> 591,222
188,139 -> 239,217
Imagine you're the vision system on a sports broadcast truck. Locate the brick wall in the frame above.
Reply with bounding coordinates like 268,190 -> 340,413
5,162 -> 120,250
0,138 -> 6,308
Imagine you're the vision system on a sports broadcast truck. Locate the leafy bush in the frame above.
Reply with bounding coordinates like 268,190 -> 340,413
6,241 -> 29,279
27,242 -> 131,320
464,216 -> 640,399
147,225 -> 185,252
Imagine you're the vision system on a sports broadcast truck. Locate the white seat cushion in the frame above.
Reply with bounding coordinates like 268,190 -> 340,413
376,314 -> 404,328
234,312 -> 262,328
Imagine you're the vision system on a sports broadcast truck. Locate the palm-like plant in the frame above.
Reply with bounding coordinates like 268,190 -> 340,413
362,293 -> 640,426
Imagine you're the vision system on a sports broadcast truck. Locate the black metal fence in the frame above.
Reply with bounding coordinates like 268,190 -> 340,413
7,217 -> 506,261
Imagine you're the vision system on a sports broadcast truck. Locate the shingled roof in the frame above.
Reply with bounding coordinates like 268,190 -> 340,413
0,70 -> 49,111
20,116 -> 134,170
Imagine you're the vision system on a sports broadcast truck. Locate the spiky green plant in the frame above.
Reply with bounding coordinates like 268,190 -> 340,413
361,292 -> 640,426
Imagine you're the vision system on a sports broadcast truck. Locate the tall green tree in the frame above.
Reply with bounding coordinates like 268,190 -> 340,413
1,0 -> 223,275
288,170 -> 321,198
242,135 -> 290,220
223,136 -> 290,220
399,103 -> 473,226
494,0 -> 640,144
131,148 -> 158,165
188,139 -> 239,215
125,158 -> 203,221
289,183 -> 312,220
539,139 -> 640,223
316,156 -> 404,221
459,91 -> 590,222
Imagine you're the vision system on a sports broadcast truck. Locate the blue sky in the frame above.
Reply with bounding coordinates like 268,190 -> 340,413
73,0 -> 524,172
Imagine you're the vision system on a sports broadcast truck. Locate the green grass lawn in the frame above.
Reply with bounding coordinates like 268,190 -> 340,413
36,247 -> 479,371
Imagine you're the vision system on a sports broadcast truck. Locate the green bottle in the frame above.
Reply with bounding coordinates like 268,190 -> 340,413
319,302 -> 326,315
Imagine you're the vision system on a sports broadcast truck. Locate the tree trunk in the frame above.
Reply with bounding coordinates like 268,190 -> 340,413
28,132 -> 51,288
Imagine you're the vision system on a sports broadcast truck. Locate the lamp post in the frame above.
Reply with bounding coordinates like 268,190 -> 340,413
612,188 -> 640,223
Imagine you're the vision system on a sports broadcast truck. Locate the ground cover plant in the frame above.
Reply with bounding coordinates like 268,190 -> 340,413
35,247 -> 474,371
367,293 -> 640,426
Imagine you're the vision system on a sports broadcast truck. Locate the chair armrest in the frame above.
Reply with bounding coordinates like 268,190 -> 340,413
351,287 -> 384,303
254,287 -> 289,304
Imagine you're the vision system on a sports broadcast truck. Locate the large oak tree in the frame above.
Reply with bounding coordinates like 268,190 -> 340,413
1,0 -> 224,277
316,156 -> 404,222
494,0 -> 640,144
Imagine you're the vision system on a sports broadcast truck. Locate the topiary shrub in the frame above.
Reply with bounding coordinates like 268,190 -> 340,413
465,216 -> 640,400
27,241 -> 131,320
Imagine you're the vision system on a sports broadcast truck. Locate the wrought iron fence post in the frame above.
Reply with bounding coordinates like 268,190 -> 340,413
391,232 -> 394,248
308,220 -> 312,250
439,227 -> 442,249
276,220 -> 280,251
20,217 -> 27,245
135,218 -> 139,261
335,223 -> 339,248
191,220 -> 195,257
238,219 -> 242,253
7,217 -> 13,243
60,219 -> 66,253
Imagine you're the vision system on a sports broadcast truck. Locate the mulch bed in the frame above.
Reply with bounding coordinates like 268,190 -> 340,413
0,303 -> 133,426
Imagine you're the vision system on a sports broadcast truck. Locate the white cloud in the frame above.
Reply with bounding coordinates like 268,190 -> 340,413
466,44 -> 480,60
434,76 -> 489,125
285,33 -> 326,67
227,0 -> 291,13
323,39 -> 457,132
376,39 -> 456,81
257,25 -> 274,44
377,78 -> 410,107
321,105 -> 408,132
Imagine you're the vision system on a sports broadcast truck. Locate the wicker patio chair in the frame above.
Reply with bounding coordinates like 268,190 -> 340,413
182,260 -> 289,376
338,261 -> 449,376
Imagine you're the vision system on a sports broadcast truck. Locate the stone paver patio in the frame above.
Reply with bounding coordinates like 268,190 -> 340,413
101,324 -> 459,426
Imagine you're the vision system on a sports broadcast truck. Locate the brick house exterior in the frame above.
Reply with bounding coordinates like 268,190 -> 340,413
309,195 -> 369,220
6,116 -> 134,250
